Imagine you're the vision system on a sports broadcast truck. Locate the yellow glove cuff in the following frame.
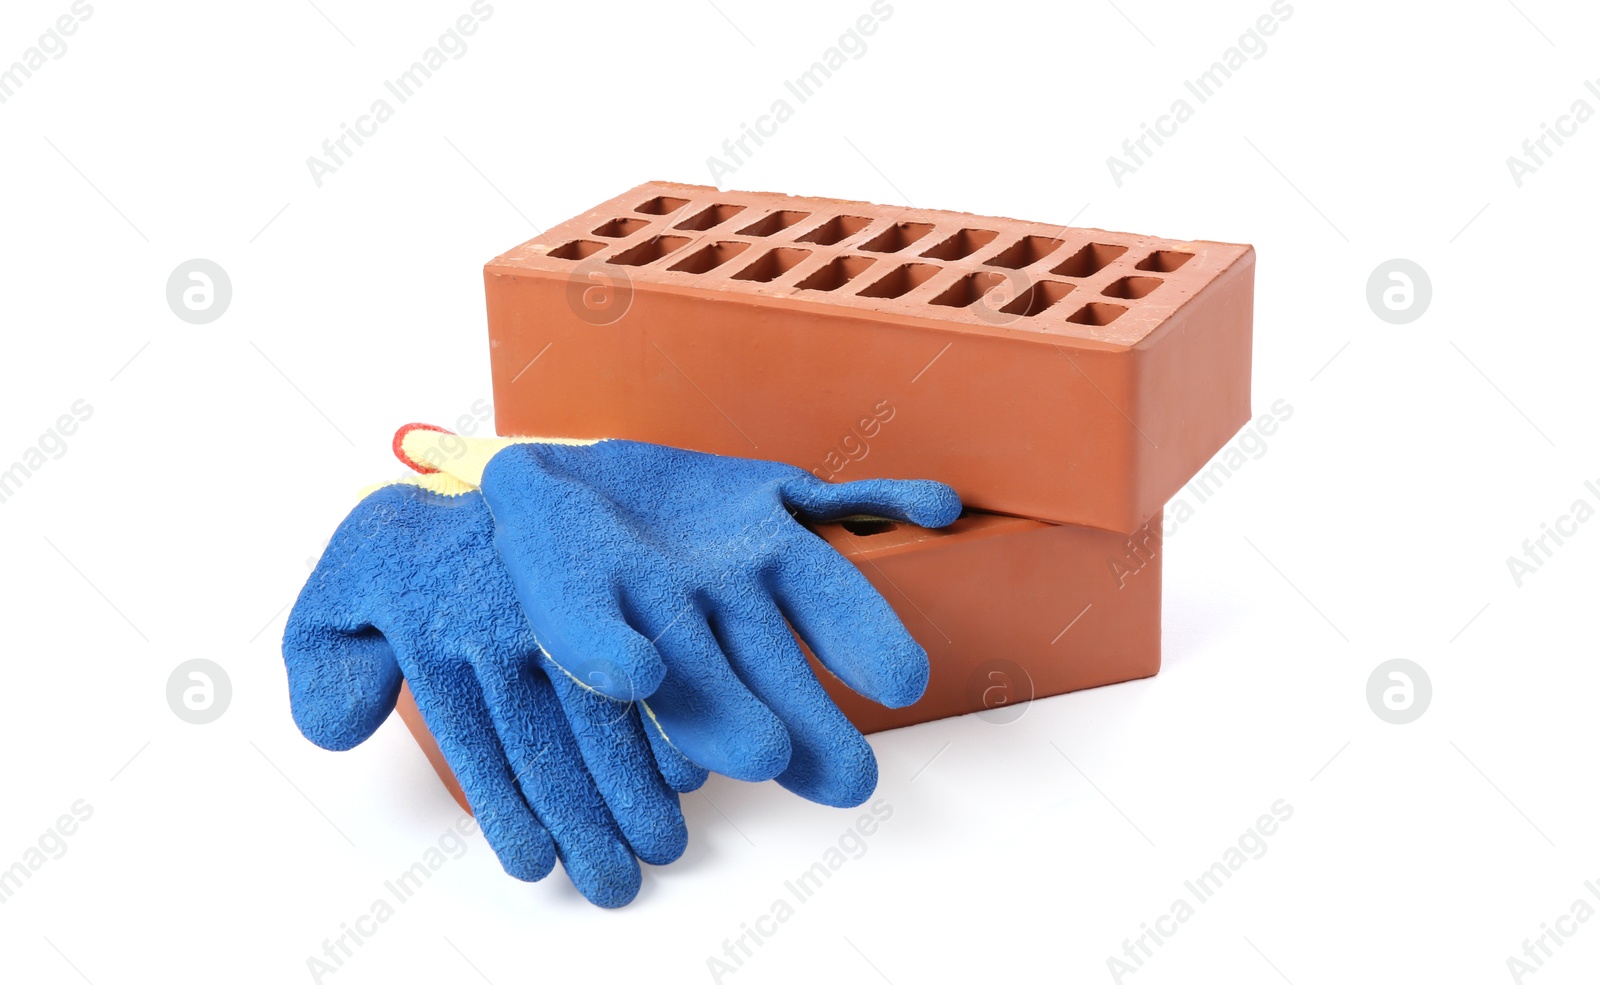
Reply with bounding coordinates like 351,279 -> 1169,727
398,428 -> 600,488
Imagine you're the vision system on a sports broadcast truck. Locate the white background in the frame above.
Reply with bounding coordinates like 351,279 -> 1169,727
2,1 -> 1598,982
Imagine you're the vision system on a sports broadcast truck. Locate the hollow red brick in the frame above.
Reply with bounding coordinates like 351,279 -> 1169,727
483,181 -> 1253,532
801,509 -> 1162,732
397,508 -> 1164,811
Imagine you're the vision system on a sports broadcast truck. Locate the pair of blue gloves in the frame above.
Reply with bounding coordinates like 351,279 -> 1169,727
283,431 -> 961,906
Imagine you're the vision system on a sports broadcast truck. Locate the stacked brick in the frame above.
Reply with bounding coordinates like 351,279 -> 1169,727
404,180 -> 1252,774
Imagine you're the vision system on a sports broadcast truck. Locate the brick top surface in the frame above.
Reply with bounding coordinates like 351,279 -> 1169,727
488,181 -> 1253,349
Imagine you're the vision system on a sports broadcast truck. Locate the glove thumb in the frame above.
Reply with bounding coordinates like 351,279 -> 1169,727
283,616 -> 403,752
781,475 -> 962,529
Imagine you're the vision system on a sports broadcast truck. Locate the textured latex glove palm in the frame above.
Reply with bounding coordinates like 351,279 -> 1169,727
401,430 -> 962,807
283,482 -> 704,908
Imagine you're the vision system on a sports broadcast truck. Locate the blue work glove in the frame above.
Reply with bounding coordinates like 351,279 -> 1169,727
282,481 -> 704,908
396,429 -> 962,808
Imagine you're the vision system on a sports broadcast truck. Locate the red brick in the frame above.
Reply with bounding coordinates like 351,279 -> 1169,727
484,181 -> 1252,532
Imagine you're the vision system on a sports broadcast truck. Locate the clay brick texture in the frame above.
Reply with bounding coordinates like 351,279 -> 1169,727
484,181 -> 1254,532
802,509 -> 1162,732
398,508 -> 1164,812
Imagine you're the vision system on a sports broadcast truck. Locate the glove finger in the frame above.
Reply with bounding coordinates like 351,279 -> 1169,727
399,655 -> 557,885
709,596 -> 879,808
780,475 -> 962,529
631,605 -> 791,783
500,561 -> 666,702
283,612 -> 402,752
483,457 -> 667,701
641,713 -> 710,793
543,657 -> 689,866
767,533 -> 931,709
474,654 -> 644,907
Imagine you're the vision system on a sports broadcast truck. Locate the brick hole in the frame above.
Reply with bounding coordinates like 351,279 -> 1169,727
675,203 -> 748,231
1001,280 -> 1075,317
795,255 -> 876,292
986,235 -> 1065,269
548,239 -> 607,261
1101,276 -> 1163,300
731,247 -> 812,283
856,262 -> 940,299
1066,302 -> 1128,326
921,228 -> 1000,261
797,214 -> 873,246
841,518 -> 898,536
737,210 -> 813,237
668,241 -> 751,274
635,195 -> 689,215
607,235 -> 692,266
929,271 -> 1008,308
1135,250 -> 1194,272
859,222 -> 936,254
1051,243 -> 1128,278
592,217 -> 650,238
